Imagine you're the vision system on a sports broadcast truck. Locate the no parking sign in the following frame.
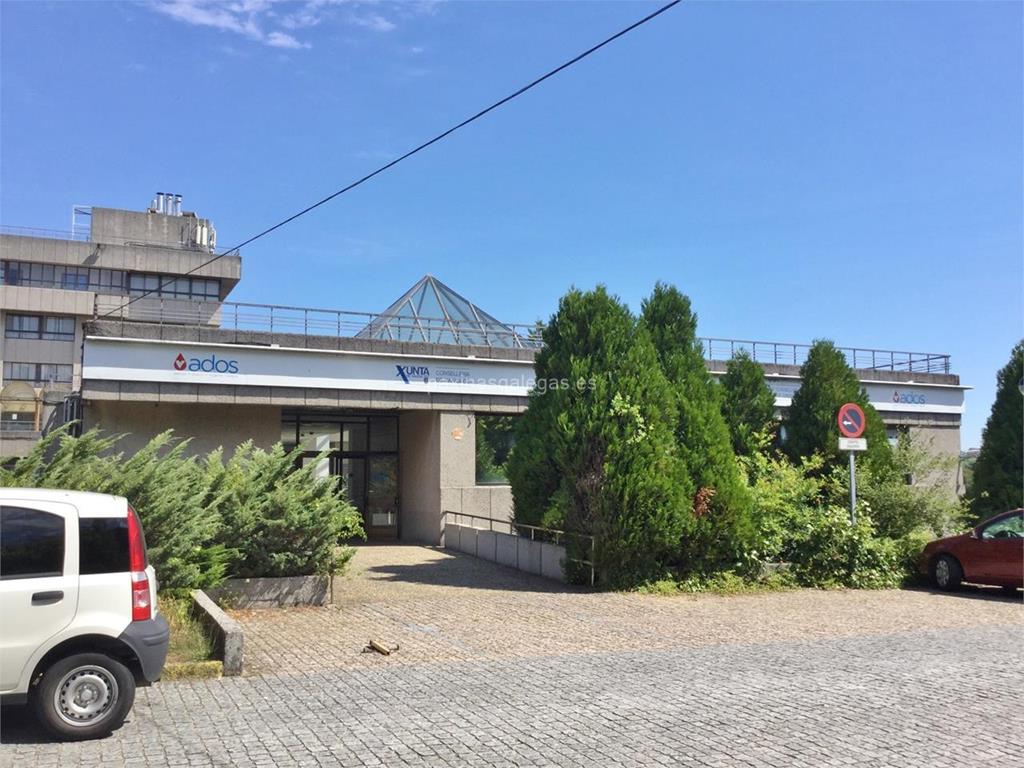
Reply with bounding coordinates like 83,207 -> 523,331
837,402 -> 868,524
837,402 -> 866,439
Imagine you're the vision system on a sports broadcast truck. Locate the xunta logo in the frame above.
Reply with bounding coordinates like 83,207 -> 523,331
173,353 -> 240,374
396,364 -> 429,384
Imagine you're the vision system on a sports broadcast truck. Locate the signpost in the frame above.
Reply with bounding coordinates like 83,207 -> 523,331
837,403 -> 867,524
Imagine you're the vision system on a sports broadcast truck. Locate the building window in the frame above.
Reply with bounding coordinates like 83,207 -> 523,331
2,362 -> 72,384
128,273 -> 160,296
1,260 -> 216,300
43,316 -> 75,340
4,314 -> 75,341
0,260 -> 20,284
476,415 -> 517,485
88,268 -> 126,292
61,269 -> 90,289
886,426 -> 910,448
4,314 -> 41,339
0,409 -> 37,432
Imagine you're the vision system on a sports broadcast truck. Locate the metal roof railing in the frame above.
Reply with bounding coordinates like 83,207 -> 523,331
93,297 -> 545,349
0,224 -> 236,256
91,296 -> 951,373
699,337 -> 951,374
0,224 -> 90,242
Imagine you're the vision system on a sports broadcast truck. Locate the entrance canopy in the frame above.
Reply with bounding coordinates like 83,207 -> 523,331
356,275 -> 539,348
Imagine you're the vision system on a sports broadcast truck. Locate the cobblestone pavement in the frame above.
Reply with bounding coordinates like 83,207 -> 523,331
3,545 -> 1022,767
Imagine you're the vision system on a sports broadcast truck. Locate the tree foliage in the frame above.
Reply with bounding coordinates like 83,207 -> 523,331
784,340 -> 891,471
719,351 -> 778,457
507,286 -> 691,586
840,433 -> 966,539
640,284 -> 754,571
970,340 -> 1024,520
0,428 -> 364,589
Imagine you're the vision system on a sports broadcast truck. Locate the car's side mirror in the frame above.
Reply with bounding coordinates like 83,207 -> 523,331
969,528 -> 979,539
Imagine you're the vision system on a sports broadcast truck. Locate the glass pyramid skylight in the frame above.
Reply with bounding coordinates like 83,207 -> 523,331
357,275 -> 536,348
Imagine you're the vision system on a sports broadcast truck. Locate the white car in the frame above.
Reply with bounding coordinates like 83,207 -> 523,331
0,489 -> 169,740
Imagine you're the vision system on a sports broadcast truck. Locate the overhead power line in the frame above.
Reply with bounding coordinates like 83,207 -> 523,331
102,0 -> 682,317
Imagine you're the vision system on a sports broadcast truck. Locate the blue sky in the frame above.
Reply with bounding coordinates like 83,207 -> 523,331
2,1 -> 1021,449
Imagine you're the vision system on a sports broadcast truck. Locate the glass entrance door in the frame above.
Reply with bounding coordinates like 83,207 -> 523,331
283,412 -> 399,539
366,455 -> 398,537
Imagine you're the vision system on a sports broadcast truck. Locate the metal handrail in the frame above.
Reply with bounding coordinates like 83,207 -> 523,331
443,511 -> 596,586
85,296 -> 952,372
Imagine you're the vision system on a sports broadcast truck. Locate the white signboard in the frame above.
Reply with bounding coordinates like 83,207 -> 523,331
83,337 -> 534,397
758,376 -> 965,415
85,337 -> 969,415
838,437 -> 868,452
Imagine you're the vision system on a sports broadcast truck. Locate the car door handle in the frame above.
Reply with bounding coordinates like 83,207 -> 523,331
31,590 -> 64,606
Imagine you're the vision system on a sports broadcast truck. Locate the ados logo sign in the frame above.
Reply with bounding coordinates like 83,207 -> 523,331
173,352 -> 240,374
892,390 -> 925,405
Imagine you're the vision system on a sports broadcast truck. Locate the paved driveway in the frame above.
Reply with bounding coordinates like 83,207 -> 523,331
3,545 -> 1022,767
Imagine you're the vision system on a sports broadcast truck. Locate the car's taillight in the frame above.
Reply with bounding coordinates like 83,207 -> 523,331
127,505 -> 151,622
131,571 -> 152,622
127,505 -> 147,572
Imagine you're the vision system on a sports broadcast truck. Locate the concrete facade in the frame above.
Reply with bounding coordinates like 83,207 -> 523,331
398,411 -> 442,544
0,197 -> 240,453
84,401 -> 281,457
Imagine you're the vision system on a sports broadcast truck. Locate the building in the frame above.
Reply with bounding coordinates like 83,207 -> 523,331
0,195 -> 239,453
1,197 -> 969,542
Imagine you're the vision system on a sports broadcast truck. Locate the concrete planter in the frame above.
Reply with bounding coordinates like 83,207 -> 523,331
190,590 -> 244,676
206,574 -> 330,609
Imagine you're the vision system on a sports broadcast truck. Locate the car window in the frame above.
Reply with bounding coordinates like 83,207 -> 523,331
79,516 -> 130,574
980,512 -> 1024,540
0,505 -> 65,580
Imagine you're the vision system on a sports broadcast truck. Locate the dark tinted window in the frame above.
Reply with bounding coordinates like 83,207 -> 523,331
0,506 -> 64,579
79,517 -> 129,574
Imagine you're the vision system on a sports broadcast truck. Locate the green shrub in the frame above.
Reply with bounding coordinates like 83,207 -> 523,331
719,351 -> 778,457
787,508 -> 902,589
507,286 -> 692,587
641,284 -> 754,573
833,435 -> 966,540
892,528 -> 935,585
742,450 -> 826,563
0,428 -> 230,590
213,442 -> 364,578
0,428 -> 364,589
637,569 -> 796,596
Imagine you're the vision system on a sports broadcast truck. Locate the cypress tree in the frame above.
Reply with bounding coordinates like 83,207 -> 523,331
720,351 -> 778,457
507,286 -> 691,586
785,340 -> 891,471
970,340 -> 1024,520
640,283 -> 754,571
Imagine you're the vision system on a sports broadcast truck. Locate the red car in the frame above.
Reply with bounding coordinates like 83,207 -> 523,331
919,509 -> 1023,593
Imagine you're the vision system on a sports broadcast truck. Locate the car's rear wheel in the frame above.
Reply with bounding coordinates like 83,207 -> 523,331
932,554 -> 963,591
33,652 -> 136,740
